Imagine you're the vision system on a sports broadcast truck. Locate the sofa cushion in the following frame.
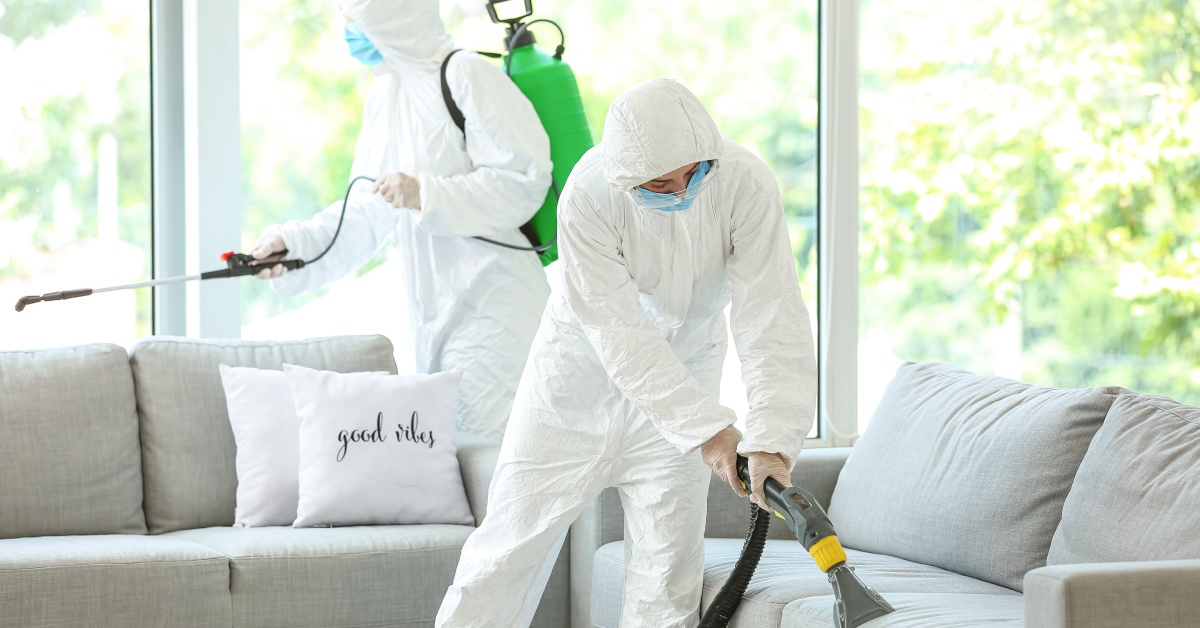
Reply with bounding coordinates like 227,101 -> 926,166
130,335 -> 398,534
0,344 -> 146,539
1048,393 -> 1200,565
590,539 -> 1017,627
0,535 -> 231,628
166,525 -> 473,627
827,361 -> 1123,591
781,592 -> 1023,627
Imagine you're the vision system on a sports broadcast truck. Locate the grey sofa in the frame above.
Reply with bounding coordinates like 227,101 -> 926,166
577,361 -> 1200,628
0,335 -> 568,628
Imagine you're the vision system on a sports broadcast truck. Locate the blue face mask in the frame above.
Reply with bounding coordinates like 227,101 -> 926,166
344,22 -> 383,67
631,160 -> 714,212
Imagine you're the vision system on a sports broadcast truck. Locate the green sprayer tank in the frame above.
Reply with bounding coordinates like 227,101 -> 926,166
488,0 -> 594,266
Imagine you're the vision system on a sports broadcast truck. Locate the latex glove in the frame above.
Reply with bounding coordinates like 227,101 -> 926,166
746,452 -> 791,512
700,426 -> 744,498
372,171 -> 421,210
249,232 -> 288,280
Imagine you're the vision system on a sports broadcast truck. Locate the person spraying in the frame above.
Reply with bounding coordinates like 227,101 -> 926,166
250,0 -> 553,441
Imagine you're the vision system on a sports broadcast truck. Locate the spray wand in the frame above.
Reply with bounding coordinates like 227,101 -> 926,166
14,175 -> 373,313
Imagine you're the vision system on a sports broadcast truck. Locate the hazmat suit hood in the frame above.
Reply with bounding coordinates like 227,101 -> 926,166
343,0 -> 456,74
601,78 -> 725,193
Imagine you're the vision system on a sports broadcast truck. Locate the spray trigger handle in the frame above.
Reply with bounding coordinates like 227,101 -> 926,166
200,249 -> 306,280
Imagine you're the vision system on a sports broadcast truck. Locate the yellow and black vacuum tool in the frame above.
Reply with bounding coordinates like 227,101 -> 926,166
698,456 -> 895,628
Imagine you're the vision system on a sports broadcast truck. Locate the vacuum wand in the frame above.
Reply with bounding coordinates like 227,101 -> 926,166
14,250 -> 303,313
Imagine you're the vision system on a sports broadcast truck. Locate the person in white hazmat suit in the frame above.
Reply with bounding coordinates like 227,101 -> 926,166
250,0 -> 553,441
435,78 -> 818,628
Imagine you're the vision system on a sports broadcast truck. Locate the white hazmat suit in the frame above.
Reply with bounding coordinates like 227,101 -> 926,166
436,79 -> 817,627
259,0 -> 553,440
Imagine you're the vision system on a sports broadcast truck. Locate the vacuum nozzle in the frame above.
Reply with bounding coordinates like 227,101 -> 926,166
828,564 -> 895,628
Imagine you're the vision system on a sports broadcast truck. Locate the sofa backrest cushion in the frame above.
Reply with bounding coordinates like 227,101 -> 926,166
130,335 -> 398,534
827,361 -> 1123,591
0,344 -> 147,538
1048,393 -> 1200,565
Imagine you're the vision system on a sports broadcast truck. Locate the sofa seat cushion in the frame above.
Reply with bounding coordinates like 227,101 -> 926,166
0,344 -> 146,538
167,524 -> 474,628
0,535 -> 231,628
829,361 -> 1125,591
781,592 -> 1023,627
1049,393 -> 1200,565
591,539 -> 1017,627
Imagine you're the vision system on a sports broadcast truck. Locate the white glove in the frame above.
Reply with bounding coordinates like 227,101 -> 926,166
745,451 -> 791,512
249,232 -> 288,280
372,171 -> 422,210
700,425 -> 744,497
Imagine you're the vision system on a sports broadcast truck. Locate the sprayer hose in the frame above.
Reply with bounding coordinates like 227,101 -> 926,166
697,503 -> 772,628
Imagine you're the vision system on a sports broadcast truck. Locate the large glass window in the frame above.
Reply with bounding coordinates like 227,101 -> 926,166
0,1 -> 152,349
859,0 -> 1200,429
237,0 -> 819,431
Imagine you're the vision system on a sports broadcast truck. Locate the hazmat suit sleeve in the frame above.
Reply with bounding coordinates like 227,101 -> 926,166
726,164 -> 818,469
558,189 -> 738,453
265,186 -> 400,297
413,54 -> 553,238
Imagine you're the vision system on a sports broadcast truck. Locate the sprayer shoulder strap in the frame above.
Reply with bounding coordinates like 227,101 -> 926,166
439,49 -> 545,252
440,49 -> 467,134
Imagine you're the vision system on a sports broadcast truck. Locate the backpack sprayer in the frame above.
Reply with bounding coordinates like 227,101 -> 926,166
452,0 -> 593,266
699,456 -> 895,628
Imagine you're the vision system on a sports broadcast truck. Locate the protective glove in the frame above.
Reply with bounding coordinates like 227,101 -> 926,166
700,425 -> 744,498
372,171 -> 421,210
745,451 -> 791,512
249,232 -> 288,280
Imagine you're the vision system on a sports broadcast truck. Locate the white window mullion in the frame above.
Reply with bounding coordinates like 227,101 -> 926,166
182,0 -> 242,338
818,0 -> 860,447
152,0 -> 186,336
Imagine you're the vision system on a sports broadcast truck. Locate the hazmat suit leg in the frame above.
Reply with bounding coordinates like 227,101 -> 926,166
437,400 -> 713,627
435,411 -> 612,627
613,417 -> 711,628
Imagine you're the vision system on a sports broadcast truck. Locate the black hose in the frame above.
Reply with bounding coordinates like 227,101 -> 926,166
698,502 -> 772,628
305,175 -> 376,266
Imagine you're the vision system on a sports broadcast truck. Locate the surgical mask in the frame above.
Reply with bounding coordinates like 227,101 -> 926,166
631,160 -> 717,212
344,22 -> 383,67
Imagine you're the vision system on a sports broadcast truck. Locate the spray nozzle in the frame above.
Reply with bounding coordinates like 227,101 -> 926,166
486,0 -> 534,26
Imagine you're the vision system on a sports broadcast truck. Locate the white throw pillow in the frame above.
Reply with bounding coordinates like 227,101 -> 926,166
219,364 -> 302,527
284,364 -> 474,527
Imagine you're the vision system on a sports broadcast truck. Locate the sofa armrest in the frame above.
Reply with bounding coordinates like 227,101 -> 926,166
1025,559 -> 1200,628
456,432 -> 502,526
569,486 -> 623,628
704,446 -> 853,539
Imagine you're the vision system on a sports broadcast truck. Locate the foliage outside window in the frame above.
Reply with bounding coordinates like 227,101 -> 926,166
0,0 -> 151,349
859,0 -> 1200,428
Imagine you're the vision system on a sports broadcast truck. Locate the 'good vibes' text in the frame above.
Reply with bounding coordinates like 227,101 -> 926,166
336,411 -> 436,461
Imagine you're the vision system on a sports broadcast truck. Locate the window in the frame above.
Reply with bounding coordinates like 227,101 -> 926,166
0,2 -> 152,348
859,0 -> 1200,430
236,0 -> 821,433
